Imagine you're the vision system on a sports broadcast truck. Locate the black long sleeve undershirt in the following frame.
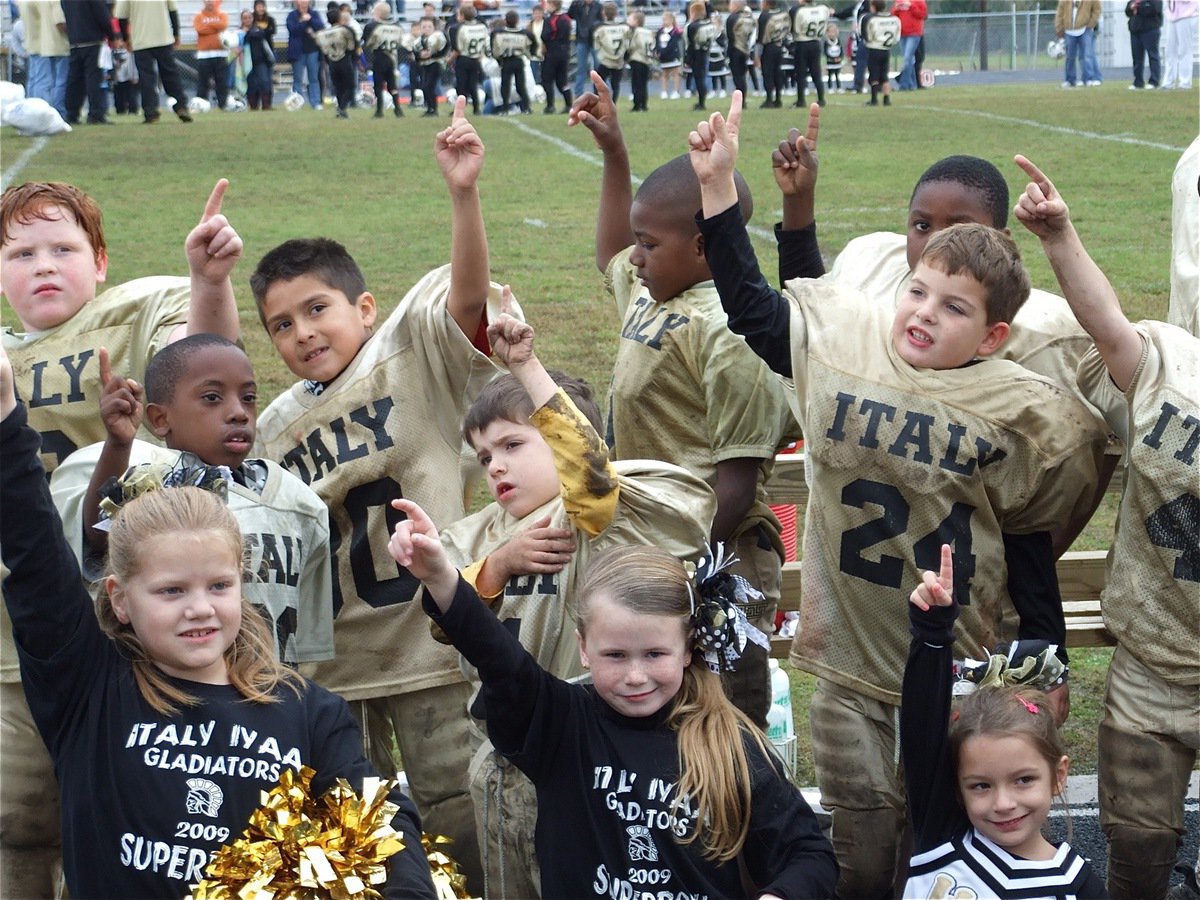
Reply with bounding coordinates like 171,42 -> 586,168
1003,530 -> 1069,665
697,203 -> 795,376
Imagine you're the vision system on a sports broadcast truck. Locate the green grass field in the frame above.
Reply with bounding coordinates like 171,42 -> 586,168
3,79 -> 1194,782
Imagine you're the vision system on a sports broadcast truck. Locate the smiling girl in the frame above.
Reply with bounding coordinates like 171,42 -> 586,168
902,544 -> 1106,898
0,349 -> 435,900
389,507 -> 837,899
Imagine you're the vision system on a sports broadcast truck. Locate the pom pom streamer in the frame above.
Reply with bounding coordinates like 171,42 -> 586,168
187,766 -> 407,900
686,544 -> 770,674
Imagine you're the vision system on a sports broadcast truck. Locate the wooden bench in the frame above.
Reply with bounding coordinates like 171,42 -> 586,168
764,453 -> 1117,660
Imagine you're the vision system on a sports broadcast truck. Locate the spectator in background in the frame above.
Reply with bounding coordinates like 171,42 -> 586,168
114,0 -> 193,123
18,0 -> 69,118
245,0 -> 277,109
569,0 -> 604,95
914,30 -> 925,87
111,42 -> 138,114
62,0 -> 117,125
5,13 -> 28,87
541,0 -> 573,112
1054,0 -> 1101,87
528,5 -> 545,82
1163,0 -> 1197,88
1126,0 -> 1164,89
892,0 -> 925,90
194,0 -> 231,110
287,0 -> 326,108
833,0 -> 869,93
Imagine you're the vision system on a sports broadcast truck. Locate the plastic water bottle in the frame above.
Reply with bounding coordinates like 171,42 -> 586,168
767,659 -> 794,742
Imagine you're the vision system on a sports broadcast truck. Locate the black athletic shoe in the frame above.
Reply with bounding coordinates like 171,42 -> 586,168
173,102 -> 192,123
423,109 -> 439,117
144,111 -> 162,123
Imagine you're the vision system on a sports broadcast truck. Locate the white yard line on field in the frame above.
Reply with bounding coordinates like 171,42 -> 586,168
2,137 -> 48,190
905,105 -> 1187,154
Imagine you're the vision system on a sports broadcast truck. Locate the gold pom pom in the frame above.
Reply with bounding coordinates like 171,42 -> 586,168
187,766 -> 407,900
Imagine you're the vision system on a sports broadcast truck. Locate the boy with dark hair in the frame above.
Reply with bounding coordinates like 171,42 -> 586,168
363,1 -> 406,117
249,100 -> 507,890
449,4 -> 489,115
591,1 -> 629,101
828,155 -> 1094,389
1015,154 -> 1198,900
50,335 -> 334,668
414,14 -> 448,116
437,294 -> 714,898
491,9 -> 534,115
861,0 -> 899,106
688,94 -> 1108,899
315,7 -> 360,119
569,75 -> 793,731
0,177 -> 241,898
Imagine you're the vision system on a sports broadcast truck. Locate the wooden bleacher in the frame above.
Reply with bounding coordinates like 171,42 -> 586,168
765,452 -> 1118,660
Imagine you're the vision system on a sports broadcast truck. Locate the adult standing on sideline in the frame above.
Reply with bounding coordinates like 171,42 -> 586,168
833,0 -> 870,93
18,0 -> 68,118
1163,0 -> 1197,88
194,0 -> 231,110
62,0 -> 118,125
569,0 -> 603,96
114,0 -> 193,123
1126,0 -> 1164,88
1054,0 -> 1101,87
541,0 -> 573,113
287,0 -> 326,108
245,0 -> 277,110
892,0 -> 925,90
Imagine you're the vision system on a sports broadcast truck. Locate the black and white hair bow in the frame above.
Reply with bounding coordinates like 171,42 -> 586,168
95,459 -> 233,532
686,544 -> 770,674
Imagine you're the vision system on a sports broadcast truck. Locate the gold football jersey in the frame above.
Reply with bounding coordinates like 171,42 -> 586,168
50,440 -> 335,665
782,278 -> 1107,702
440,391 -> 715,739
605,247 -> 789,552
829,232 -> 1101,415
1,277 -> 189,683
254,267 -> 512,700
1078,322 -> 1199,685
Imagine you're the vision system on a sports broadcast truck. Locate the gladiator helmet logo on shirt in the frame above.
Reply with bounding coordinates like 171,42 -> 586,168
626,825 -> 659,862
186,778 -> 225,818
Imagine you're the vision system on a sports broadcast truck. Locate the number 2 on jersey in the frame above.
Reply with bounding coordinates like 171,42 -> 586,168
838,478 -> 977,604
